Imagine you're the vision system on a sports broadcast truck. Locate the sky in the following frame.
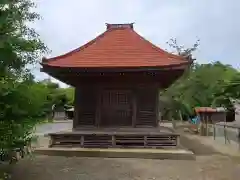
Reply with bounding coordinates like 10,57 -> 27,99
32,0 -> 240,87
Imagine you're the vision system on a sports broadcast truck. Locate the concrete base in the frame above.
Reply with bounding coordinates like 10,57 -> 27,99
34,147 -> 195,160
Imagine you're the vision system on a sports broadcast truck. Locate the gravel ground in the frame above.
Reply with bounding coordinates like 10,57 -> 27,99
7,122 -> 240,180
10,155 -> 240,180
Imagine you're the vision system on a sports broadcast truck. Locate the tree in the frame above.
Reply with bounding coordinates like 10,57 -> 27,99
61,87 -> 75,106
160,39 -> 200,120
212,72 -> 240,107
0,0 -> 47,76
161,38 -> 239,121
0,0 -> 47,162
161,62 -> 239,120
167,38 -> 200,60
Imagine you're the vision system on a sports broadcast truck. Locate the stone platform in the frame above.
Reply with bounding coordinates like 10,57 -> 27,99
34,147 -> 195,160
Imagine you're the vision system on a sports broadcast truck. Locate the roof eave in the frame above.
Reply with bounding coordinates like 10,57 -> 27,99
40,61 -> 191,74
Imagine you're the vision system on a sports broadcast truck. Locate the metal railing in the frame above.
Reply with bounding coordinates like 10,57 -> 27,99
213,123 -> 240,151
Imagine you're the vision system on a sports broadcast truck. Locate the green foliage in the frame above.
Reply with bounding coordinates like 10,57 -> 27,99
40,80 -> 74,109
0,75 -> 76,162
60,87 -> 75,105
161,39 -> 240,120
212,72 -> 240,107
0,0 -> 48,163
27,82 -> 52,116
0,77 -> 39,151
161,62 -> 240,119
0,0 -> 48,76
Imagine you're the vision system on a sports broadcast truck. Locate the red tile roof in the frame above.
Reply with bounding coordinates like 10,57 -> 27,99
42,23 -> 190,68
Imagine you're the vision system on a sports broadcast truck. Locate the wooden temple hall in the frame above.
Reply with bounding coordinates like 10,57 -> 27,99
41,23 -> 192,148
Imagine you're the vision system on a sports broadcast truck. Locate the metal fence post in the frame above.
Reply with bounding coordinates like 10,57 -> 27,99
213,123 -> 216,140
238,128 -> 240,151
224,125 -> 227,144
206,115 -> 209,137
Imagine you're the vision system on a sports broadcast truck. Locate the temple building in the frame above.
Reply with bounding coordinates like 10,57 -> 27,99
41,23 -> 192,148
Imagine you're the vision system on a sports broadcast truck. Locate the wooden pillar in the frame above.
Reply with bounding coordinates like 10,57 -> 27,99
80,135 -> 84,147
144,136 -> 147,147
132,88 -> 137,127
95,86 -> 101,127
112,135 -> 116,147
176,135 -> 180,147
155,88 -> 160,127
73,87 -> 79,129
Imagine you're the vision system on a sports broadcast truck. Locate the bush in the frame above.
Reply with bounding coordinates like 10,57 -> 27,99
0,77 -> 42,162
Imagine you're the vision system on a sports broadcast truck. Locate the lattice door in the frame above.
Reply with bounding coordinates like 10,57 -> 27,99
100,90 -> 132,126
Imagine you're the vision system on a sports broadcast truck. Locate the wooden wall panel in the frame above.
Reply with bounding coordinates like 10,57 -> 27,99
74,81 -> 159,128
136,85 -> 158,127
75,85 -> 97,126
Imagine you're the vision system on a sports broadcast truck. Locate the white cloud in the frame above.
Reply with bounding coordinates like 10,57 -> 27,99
32,0 -> 240,87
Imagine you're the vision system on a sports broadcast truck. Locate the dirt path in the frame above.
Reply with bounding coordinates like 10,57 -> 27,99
10,155 -> 240,180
